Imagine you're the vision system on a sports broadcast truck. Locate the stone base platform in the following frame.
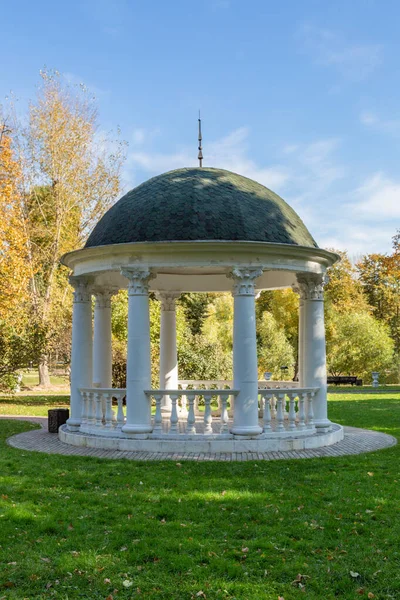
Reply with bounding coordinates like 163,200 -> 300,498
59,422 -> 344,453
4,417 -> 396,461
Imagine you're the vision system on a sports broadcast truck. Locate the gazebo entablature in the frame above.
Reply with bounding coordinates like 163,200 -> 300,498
63,240 -> 340,451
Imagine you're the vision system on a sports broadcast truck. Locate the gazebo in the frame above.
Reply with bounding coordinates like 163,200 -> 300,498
60,167 -> 343,453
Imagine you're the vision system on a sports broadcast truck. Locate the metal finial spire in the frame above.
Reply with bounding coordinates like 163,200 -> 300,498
198,111 -> 203,167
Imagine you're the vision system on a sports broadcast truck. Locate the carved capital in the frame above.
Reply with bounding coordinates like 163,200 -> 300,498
121,268 -> 155,295
93,288 -> 118,309
69,276 -> 93,303
229,267 -> 263,296
296,273 -> 326,301
155,292 -> 180,311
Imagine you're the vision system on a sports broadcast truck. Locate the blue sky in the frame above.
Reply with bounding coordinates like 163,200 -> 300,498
2,0 -> 400,256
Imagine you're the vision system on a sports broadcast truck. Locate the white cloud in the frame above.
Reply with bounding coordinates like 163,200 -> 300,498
352,172 -> 400,218
127,126 -> 289,191
360,110 -> 400,136
299,25 -> 383,81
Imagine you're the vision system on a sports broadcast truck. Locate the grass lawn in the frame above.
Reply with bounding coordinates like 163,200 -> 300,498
0,395 -> 69,416
0,394 -> 399,599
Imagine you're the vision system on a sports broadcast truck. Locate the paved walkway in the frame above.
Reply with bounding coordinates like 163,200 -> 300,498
2,416 -> 396,461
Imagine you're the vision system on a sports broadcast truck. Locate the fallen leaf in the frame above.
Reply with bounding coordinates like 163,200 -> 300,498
196,592 -> 206,598
221,490 -> 226,496
122,580 -> 133,588
120,547 -> 127,552
7,562 -> 17,566
350,571 -> 360,578
40,557 -> 51,563
278,596 -> 285,600
105,595 -> 113,600
367,472 -> 374,477
368,594 -> 375,599
176,463 -> 182,467
242,547 -> 249,553
104,578 -> 111,584
67,524 -> 74,531
356,589 -> 365,595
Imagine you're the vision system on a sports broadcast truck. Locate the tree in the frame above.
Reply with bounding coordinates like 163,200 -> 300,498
12,70 -> 126,385
326,311 -> 394,381
357,242 -> 400,354
257,312 -> 295,380
325,250 -> 370,314
0,124 -> 30,327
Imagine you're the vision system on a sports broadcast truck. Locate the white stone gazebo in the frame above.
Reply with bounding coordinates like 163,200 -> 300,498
59,167 -> 343,453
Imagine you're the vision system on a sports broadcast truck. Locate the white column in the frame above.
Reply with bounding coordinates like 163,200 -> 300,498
230,267 -> 263,436
121,268 -> 154,434
67,277 -> 93,432
93,289 -> 115,388
297,273 -> 331,432
156,292 -> 180,413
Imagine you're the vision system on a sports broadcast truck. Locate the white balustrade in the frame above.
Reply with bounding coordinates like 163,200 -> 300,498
80,388 -> 126,434
145,389 -> 239,435
78,385 -> 318,438
258,388 -> 318,434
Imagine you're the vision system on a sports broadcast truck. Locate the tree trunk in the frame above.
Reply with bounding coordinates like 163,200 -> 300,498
38,355 -> 51,387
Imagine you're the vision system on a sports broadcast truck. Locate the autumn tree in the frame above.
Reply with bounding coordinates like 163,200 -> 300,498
357,238 -> 400,354
0,123 -> 30,326
13,70 -> 126,386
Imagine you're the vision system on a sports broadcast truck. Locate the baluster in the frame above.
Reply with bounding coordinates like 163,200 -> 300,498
116,393 -> 125,429
87,391 -> 95,426
104,393 -> 113,428
95,392 -> 103,427
263,393 -> 272,431
297,392 -> 306,430
153,394 -> 163,433
180,384 -> 188,418
203,392 -> 212,434
288,392 -> 297,430
276,393 -> 285,431
170,394 -> 179,433
220,393 -> 229,433
81,391 -> 88,425
186,393 -> 196,434
270,394 -> 277,420
307,391 -> 315,427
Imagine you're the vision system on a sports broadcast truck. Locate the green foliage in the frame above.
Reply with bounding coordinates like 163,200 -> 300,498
256,312 -> 295,380
178,331 -> 232,381
179,293 -> 212,335
327,311 -> 394,381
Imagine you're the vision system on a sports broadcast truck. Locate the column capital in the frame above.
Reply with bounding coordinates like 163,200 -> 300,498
69,276 -> 93,303
155,291 -> 181,311
121,268 -> 155,295
229,267 -> 263,296
93,287 -> 118,309
296,273 -> 327,301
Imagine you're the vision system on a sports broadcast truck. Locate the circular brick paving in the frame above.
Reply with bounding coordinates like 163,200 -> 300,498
2,416 -> 397,461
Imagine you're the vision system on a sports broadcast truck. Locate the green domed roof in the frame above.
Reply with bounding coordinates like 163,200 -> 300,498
85,167 -> 318,249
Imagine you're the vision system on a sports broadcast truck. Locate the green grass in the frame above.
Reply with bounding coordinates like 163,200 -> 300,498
0,395 -> 399,599
0,395 -> 69,416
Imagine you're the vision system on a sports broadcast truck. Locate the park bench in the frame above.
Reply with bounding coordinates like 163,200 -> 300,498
327,376 -> 362,386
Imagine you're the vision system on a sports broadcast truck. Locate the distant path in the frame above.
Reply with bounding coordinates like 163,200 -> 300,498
1,416 -> 396,462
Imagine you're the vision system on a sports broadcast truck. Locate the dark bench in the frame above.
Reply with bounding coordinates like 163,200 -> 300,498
327,376 -> 362,386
